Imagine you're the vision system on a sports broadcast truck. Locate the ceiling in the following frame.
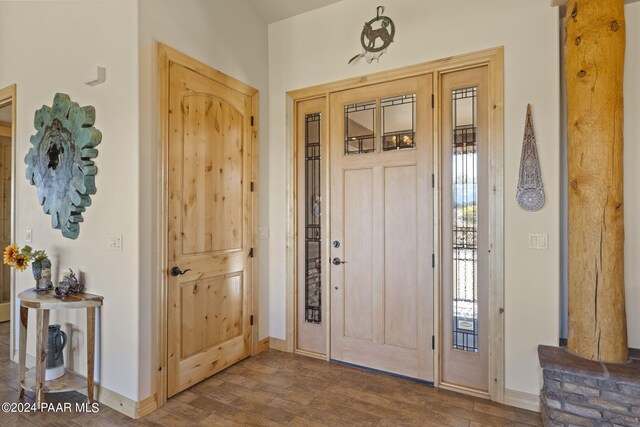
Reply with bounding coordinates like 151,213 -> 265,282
0,105 -> 11,123
246,0 -> 341,24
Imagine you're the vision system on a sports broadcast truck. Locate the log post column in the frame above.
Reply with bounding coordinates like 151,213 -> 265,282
566,0 -> 628,362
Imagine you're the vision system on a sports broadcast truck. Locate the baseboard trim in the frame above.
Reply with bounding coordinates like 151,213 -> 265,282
294,348 -> 326,360
439,381 -> 490,400
135,394 -> 158,419
504,388 -> 540,413
257,337 -> 270,353
269,337 -> 286,351
15,352 -> 157,419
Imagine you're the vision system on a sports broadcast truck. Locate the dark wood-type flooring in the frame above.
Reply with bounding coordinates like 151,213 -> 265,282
0,322 -> 541,426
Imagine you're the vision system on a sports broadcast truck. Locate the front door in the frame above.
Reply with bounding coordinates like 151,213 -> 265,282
329,76 -> 434,381
167,61 -> 254,397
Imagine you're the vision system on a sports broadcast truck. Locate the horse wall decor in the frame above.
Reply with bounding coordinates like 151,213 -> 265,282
349,6 -> 396,64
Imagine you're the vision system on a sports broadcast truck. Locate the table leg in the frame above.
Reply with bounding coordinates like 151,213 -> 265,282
87,307 -> 95,404
18,306 -> 28,398
35,309 -> 49,408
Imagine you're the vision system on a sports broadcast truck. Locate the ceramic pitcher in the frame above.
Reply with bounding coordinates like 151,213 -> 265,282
45,324 -> 67,380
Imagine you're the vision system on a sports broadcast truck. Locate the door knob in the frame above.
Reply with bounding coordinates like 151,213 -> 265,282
171,266 -> 192,276
332,257 -> 347,265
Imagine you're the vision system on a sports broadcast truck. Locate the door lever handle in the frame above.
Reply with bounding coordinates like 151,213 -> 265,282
332,257 -> 348,265
171,266 -> 192,276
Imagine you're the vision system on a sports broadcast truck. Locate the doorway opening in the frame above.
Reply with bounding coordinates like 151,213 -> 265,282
0,84 -> 16,361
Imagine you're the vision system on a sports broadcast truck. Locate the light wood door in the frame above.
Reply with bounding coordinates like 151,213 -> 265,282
441,66 -> 489,392
330,76 -> 434,381
296,98 -> 327,356
167,62 -> 253,397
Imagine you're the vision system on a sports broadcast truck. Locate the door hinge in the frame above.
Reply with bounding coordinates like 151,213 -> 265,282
432,254 -> 435,268
432,335 -> 435,350
251,115 -> 254,126
250,315 -> 254,326
249,248 -> 254,258
431,174 -> 435,188
250,181 -> 255,192
431,94 -> 435,108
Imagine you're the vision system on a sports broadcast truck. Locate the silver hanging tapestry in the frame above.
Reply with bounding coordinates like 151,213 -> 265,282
25,93 -> 102,239
516,104 -> 544,211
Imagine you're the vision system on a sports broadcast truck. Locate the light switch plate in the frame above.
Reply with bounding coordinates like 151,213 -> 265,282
258,227 -> 269,240
528,233 -> 548,250
25,229 -> 32,243
538,233 -> 548,250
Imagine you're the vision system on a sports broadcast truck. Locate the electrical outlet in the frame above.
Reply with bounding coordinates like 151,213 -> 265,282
25,229 -> 32,243
108,234 -> 123,251
258,227 -> 269,240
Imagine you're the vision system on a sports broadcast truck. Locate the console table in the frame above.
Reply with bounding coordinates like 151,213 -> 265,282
17,288 -> 103,407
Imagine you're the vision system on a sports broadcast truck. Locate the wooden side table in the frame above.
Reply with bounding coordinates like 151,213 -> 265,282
17,288 -> 103,407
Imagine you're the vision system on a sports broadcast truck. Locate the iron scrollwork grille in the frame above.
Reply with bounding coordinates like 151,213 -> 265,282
451,87 -> 479,352
305,113 -> 322,324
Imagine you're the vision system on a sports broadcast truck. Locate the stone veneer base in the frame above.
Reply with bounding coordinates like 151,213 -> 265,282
538,345 -> 640,426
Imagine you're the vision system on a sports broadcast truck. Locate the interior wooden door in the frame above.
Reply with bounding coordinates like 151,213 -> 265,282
440,66 -> 489,392
167,62 -> 254,397
329,76 -> 434,381
296,98 -> 327,356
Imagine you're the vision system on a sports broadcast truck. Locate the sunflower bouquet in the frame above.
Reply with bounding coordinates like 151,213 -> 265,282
4,244 -> 52,291
3,244 -> 47,270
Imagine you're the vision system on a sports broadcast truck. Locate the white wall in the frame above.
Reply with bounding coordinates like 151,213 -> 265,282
0,0 -> 140,401
137,0 -> 270,399
623,2 -> 640,349
268,0 -> 560,396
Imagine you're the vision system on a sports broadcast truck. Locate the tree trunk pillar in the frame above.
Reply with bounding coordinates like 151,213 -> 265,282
566,0 -> 628,362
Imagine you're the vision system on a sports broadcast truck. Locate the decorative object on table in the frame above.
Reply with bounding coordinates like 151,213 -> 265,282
54,268 -> 84,298
45,324 -> 67,381
3,244 -> 52,291
348,6 -> 395,64
516,104 -> 545,211
25,93 -> 102,240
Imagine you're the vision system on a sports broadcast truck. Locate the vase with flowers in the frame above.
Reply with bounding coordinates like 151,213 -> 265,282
4,245 -> 52,291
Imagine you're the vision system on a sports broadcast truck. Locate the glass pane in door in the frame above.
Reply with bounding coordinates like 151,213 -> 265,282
344,100 -> 376,154
451,87 -> 478,352
381,94 -> 416,151
305,113 -> 322,323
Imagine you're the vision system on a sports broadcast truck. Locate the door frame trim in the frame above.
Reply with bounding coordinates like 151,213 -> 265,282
286,47 -> 504,403
0,84 -> 17,362
156,43 -> 259,408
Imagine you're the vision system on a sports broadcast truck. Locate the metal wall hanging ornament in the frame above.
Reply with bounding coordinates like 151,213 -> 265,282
348,6 -> 395,64
516,104 -> 545,211
25,93 -> 102,239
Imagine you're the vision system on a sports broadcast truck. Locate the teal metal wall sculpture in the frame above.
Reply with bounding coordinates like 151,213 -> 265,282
25,93 -> 102,239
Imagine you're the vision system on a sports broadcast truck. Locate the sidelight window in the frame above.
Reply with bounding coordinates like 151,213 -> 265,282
304,113 -> 322,324
451,87 -> 478,352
